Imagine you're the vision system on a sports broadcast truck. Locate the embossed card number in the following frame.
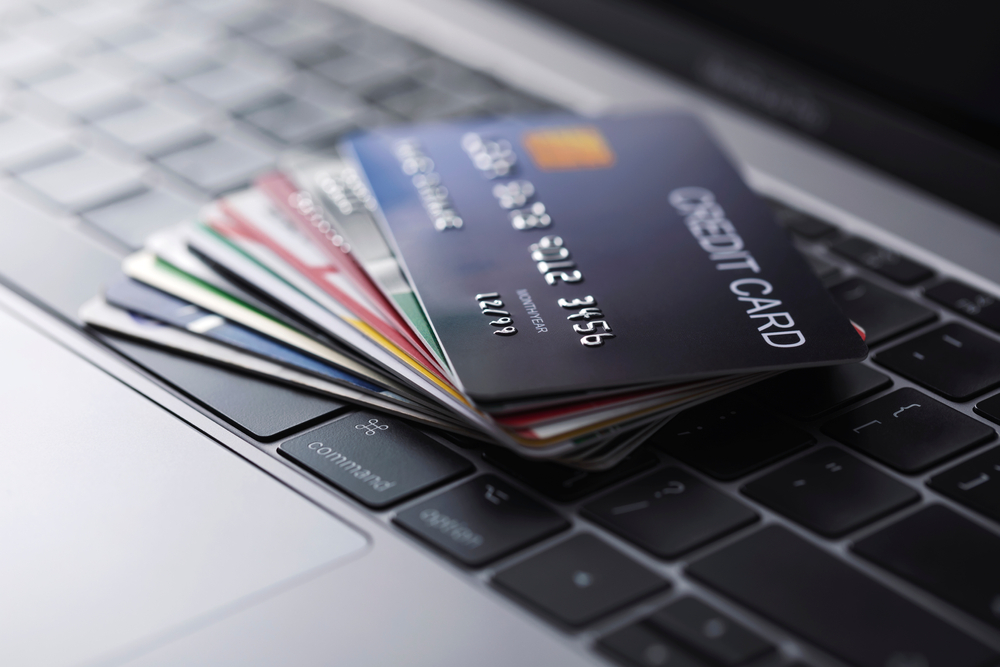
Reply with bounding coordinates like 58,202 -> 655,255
558,296 -> 615,346
530,235 -> 583,286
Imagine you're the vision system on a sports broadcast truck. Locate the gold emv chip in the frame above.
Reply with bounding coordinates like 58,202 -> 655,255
522,125 -> 615,171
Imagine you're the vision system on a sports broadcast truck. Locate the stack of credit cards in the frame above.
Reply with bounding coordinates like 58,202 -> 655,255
80,112 -> 867,468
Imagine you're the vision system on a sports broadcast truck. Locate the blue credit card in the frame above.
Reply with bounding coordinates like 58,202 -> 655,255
105,277 -> 387,396
342,112 -> 867,402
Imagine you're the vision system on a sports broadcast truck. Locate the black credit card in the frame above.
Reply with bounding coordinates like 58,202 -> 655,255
342,112 -> 867,402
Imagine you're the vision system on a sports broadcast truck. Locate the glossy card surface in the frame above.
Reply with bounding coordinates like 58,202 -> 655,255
344,112 -> 868,402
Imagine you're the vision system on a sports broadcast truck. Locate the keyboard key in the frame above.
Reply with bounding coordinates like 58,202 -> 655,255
876,322 -> 1000,400
0,114 -> 71,169
976,393 -> 1000,426
646,597 -> 773,666
652,396 -> 814,479
823,387 -> 995,472
342,25 -> 429,64
598,623 -> 709,667
925,279 -> 1000,333
687,525 -> 998,667
16,150 -> 145,211
92,101 -> 205,155
803,253 -> 840,281
280,411 -> 473,508
105,334 -> 343,441
741,447 -> 918,536
313,52 -> 413,91
755,363 -> 892,420
177,62 -> 280,106
929,446 -> 1000,522
583,468 -> 757,558
378,85 -> 482,121
481,90 -> 556,115
853,505 -> 1000,631
393,474 -> 567,565
157,136 -> 274,194
82,187 -> 201,248
413,57 -> 500,96
0,35 -> 62,78
827,277 -> 936,346
493,534 -> 669,626
29,65 -> 132,114
119,31 -> 212,72
831,236 -> 933,285
770,203 -> 835,239
483,447 -> 657,502
240,95 -> 354,144
246,20 -> 352,63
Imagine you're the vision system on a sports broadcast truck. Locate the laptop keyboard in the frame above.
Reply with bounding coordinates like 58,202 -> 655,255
4,0 -> 1000,665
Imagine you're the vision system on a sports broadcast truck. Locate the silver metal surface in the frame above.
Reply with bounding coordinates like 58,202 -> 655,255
0,298 -> 367,667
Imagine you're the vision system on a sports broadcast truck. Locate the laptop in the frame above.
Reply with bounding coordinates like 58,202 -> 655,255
3,0 -> 999,665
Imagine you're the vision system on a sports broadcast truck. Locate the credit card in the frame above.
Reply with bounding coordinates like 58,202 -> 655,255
121,248 -> 411,396
342,112 -> 868,402
212,188 -> 447,377
80,296 -> 473,433
104,276 -> 428,407
270,163 -> 449,367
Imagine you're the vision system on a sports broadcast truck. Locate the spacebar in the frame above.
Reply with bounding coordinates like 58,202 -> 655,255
686,525 -> 998,667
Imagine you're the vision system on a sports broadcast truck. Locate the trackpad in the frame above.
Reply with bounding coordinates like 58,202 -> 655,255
0,307 -> 367,666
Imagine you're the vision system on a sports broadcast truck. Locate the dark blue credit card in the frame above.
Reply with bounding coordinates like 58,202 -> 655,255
341,112 -> 867,402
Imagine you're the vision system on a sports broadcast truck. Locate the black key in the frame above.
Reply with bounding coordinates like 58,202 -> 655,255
755,363 -> 892,421
977,392 -> 1000,427
240,94 -> 354,145
105,335 -> 343,441
823,388 -> 995,472
598,623 -> 709,667
804,254 -> 840,281
157,136 -> 275,195
16,150 -> 144,212
393,474 -> 567,565
83,188 -> 201,249
929,446 -> 1000,522
741,447 -> 918,536
771,203 -> 835,239
853,505 -> 1000,631
646,597 -> 773,666
652,396 -> 814,480
413,58 -> 500,96
828,277 -> 936,346
925,280 -> 1000,333
483,447 -> 657,501
312,52 -> 404,89
831,236 -> 933,285
583,468 -> 757,558
493,533 -> 669,627
876,322 -> 1000,400
280,411 -> 473,508
687,525 -> 998,667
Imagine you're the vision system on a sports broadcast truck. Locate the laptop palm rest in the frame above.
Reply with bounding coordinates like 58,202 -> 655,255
0,304 -> 368,666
